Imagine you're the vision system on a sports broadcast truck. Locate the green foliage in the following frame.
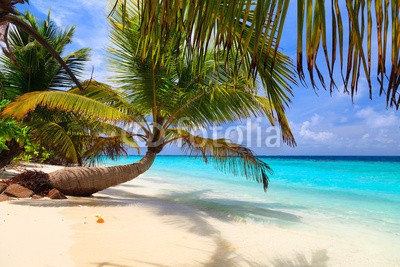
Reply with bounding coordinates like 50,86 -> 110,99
0,11 -> 90,100
108,2 -> 295,147
0,12 -> 90,164
113,0 -> 400,108
0,99 -> 28,150
3,81 -> 139,165
0,99 -> 50,163
107,2 -> 300,189
0,12 -> 132,166
3,3 -> 294,189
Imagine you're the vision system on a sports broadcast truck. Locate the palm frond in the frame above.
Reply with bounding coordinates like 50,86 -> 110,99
68,81 -> 149,133
52,48 -> 91,89
80,135 -> 134,166
68,81 -> 141,118
29,120 -> 79,163
108,1 -> 295,145
0,11 -> 89,97
166,70 -> 295,146
27,107 -> 140,166
166,128 -> 272,191
113,0 -> 400,108
108,4 -> 175,120
2,13 -> 84,91
2,91 -> 130,122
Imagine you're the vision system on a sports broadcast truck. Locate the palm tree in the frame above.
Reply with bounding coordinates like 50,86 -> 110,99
4,0 -> 397,196
0,0 -> 84,91
0,12 -> 135,166
26,81 -> 140,166
3,1 -> 295,196
0,11 -> 89,99
111,0 -> 400,108
0,11 -> 89,165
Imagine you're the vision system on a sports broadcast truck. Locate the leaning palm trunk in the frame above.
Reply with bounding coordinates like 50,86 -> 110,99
47,151 -> 156,196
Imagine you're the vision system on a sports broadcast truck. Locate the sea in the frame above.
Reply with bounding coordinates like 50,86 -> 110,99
102,155 -> 400,240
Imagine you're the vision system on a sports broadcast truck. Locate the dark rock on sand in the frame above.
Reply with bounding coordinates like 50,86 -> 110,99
47,188 -> 67,200
3,184 -> 34,198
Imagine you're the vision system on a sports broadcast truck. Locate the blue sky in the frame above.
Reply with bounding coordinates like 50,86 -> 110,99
18,1 -> 400,156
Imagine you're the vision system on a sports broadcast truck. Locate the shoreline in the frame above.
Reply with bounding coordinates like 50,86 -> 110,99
1,163 -> 399,266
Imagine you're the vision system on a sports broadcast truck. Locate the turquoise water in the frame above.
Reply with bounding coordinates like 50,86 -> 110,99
102,155 -> 400,236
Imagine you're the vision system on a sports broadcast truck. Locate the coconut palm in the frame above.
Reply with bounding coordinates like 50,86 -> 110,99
0,0 -> 84,90
111,0 -> 400,108
0,12 -> 135,166
27,95 -> 138,167
5,0 -> 397,196
3,1 -> 295,196
0,10 -> 92,167
0,11 -> 89,99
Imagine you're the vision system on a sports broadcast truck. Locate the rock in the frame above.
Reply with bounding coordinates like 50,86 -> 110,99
3,184 -> 34,198
47,188 -> 67,200
0,193 -> 13,202
31,194 -> 43,199
0,182 -> 7,194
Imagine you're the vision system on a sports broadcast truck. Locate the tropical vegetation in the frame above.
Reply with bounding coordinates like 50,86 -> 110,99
0,0 -> 398,196
0,11 -> 89,100
0,0 -> 83,91
0,11 -> 135,166
3,1 -> 296,196
112,0 -> 400,108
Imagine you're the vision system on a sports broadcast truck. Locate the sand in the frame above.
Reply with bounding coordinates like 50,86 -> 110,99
0,163 -> 399,267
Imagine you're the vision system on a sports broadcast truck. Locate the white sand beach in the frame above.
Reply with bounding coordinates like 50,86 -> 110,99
0,163 -> 399,267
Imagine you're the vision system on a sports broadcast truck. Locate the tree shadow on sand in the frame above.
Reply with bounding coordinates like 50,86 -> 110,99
9,187 -> 318,266
11,186 -> 303,225
271,250 -> 329,267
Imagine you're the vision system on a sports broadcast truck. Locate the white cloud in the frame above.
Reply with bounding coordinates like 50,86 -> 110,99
299,121 -> 334,142
285,106 -> 400,155
309,114 -> 321,126
356,107 -> 399,128
298,115 -> 334,143
333,77 -> 370,101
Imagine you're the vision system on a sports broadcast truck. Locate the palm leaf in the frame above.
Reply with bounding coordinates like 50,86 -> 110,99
166,70 -> 295,146
80,135 -> 137,166
112,0 -> 400,108
166,128 -> 272,191
0,11 -> 90,97
69,81 -> 142,117
29,120 -> 79,163
2,90 -> 130,122
1,13 -> 84,91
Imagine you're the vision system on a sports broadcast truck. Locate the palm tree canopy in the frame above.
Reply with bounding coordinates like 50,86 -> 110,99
2,1 -> 298,190
2,81 -> 138,165
111,0 -> 400,109
108,0 -> 296,146
0,0 -> 84,91
0,12 -> 137,166
0,11 -> 90,100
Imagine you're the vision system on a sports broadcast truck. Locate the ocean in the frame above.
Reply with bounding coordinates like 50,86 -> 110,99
102,155 -> 400,240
